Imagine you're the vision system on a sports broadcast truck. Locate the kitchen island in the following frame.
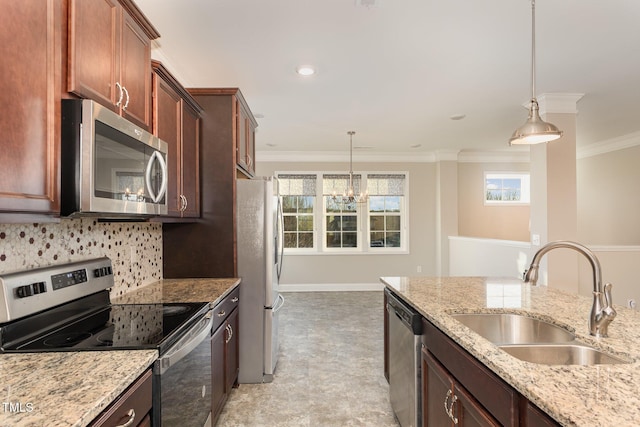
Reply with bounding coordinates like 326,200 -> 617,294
0,277 -> 239,427
381,276 -> 640,426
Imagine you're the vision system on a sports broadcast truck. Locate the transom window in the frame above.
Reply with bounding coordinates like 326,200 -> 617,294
277,171 -> 408,254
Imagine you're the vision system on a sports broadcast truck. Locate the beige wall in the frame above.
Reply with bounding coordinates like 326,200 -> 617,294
256,161 -> 437,285
578,145 -> 640,245
457,162 -> 530,242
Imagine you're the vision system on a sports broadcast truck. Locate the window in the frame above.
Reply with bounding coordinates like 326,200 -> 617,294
278,174 -> 317,249
323,174 -> 361,249
368,174 -> 405,248
484,172 -> 530,205
277,171 -> 408,254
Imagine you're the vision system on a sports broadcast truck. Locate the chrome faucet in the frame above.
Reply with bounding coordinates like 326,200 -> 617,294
523,240 -> 616,337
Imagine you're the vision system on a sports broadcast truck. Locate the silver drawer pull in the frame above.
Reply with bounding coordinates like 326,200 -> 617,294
231,297 -> 239,303
116,409 -> 135,427
217,310 -> 226,317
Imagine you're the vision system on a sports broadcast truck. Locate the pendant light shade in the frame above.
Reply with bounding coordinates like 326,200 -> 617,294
509,0 -> 562,146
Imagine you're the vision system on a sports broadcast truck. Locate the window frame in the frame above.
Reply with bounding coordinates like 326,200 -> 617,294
276,171 -> 409,255
483,171 -> 530,206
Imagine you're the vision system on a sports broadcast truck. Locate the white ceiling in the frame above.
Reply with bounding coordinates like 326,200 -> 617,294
135,0 -> 640,155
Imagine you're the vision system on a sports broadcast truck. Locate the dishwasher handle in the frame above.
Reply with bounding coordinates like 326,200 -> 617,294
386,293 -> 422,335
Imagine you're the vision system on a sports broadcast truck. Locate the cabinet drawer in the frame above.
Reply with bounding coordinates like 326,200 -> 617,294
90,369 -> 152,427
423,319 -> 518,426
212,286 -> 240,331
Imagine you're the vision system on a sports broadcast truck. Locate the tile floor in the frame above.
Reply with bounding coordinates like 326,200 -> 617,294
216,291 -> 400,426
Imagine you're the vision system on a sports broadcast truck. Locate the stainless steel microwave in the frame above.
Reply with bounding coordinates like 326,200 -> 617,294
61,99 -> 168,218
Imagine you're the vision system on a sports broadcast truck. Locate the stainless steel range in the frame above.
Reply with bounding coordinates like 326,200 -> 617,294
0,257 -> 213,427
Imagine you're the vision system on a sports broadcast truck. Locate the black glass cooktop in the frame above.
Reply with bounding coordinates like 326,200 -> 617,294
0,290 -> 209,355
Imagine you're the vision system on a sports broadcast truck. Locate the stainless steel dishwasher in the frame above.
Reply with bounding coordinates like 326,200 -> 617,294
386,288 -> 422,427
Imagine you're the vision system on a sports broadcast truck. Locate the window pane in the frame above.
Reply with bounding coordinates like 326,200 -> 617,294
342,216 -> 357,231
370,216 -> 384,231
298,196 -> 314,213
299,233 -> 313,248
326,233 -> 341,247
343,232 -> 357,247
283,216 -> 297,231
327,216 -> 341,230
386,216 -> 401,231
284,233 -> 297,248
282,196 -> 297,213
298,216 -> 313,231
386,232 -> 401,247
326,197 -> 341,213
370,232 -> 384,247
385,196 -> 401,212
369,196 -> 385,212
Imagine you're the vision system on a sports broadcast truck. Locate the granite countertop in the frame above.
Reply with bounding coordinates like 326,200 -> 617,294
111,277 -> 241,305
0,277 -> 240,427
381,276 -> 640,427
0,350 -> 157,427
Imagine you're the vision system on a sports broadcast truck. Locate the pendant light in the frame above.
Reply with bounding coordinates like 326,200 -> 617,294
332,131 -> 368,206
509,0 -> 562,145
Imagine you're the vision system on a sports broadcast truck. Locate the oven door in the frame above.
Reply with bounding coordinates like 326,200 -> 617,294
153,310 -> 213,427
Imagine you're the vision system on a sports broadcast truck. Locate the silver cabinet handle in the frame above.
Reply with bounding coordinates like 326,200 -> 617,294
115,82 -> 124,107
122,85 -> 130,110
182,195 -> 188,211
231,297 -> 239,303
450,394 -> 459,424
179,194 -> 187,212
115,409 -> 135,427
217,310 -> 226,317
444,389 -> 452,418
225,324 -> 233,344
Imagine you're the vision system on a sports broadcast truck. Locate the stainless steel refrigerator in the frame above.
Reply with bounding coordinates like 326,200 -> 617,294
236,176 -> 284,383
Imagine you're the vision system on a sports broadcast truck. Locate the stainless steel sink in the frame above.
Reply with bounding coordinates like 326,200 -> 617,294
451,313 -> 575,344
499,344 -> 631,365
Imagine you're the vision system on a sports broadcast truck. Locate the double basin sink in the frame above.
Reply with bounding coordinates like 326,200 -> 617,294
451,313 -> 630,365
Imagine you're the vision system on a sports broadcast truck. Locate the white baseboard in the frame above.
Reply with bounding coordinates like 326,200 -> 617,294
279,282 -> 384,292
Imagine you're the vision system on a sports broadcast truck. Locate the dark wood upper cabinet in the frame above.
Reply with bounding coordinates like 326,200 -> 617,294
152,61 -> 202,219
0,0 -> 62,218
67,0 -> 159,130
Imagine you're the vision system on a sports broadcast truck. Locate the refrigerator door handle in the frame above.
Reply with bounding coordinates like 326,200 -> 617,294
272,294 -> 285,313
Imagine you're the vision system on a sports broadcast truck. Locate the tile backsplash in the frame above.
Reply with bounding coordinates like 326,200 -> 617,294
0,218 -> 162,297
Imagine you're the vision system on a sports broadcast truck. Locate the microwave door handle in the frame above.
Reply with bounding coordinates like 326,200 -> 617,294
144,151 -> 168,203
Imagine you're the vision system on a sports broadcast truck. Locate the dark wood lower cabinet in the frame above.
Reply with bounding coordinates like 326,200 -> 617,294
420,317 -> 560,427
211,287 -> 240,424
89,369 -> 152,427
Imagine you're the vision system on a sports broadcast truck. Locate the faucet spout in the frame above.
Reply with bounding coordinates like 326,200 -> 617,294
524,240 -> 616,337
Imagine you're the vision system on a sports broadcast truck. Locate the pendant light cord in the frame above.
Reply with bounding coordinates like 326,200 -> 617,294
531,0 -> 536,102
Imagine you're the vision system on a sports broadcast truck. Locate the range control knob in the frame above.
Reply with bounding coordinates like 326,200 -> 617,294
16,285 -> 34,298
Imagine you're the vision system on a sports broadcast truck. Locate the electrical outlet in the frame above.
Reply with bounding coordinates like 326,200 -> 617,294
416,265 -> 422,273
531,234 -> 541,246
628,299 -> 636,310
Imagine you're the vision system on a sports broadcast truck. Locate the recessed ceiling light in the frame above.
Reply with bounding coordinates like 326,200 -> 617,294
266,143 -> 277,147
450,114 -> 466,121
254,113 -> 265,119
296,66 -> 315,76
410,144 -> 422,149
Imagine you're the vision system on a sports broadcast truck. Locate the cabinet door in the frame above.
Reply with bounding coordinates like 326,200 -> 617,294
67,0 -> 119,110
523,401 -> 560,427
423,349 -> 454,427
181,102 -> 200,218
453,384 -> 500,427
120,11 -> 152,130
225,309 -> 239,392
235,98 -> 249,172
246,119 -> 256,176
211,323 -> 226,422
0,0 -> 61,215
153,74 -> 182,217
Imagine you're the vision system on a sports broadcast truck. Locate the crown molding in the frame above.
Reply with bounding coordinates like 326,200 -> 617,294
255,150 -> 438,163
577,131 -> 640,159
457,149 -> 530,163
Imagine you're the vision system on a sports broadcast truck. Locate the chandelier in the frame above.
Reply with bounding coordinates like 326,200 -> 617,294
332,131 -> 369,206
509,0 -> 563,145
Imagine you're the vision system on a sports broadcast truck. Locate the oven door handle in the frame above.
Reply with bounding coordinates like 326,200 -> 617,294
157,310 -> 213,375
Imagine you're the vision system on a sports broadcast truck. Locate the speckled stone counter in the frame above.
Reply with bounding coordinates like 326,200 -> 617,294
0,350 -> 157,427
111,277 -> 241,305
0,277 -> 239,427
381,276 -> 640,427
